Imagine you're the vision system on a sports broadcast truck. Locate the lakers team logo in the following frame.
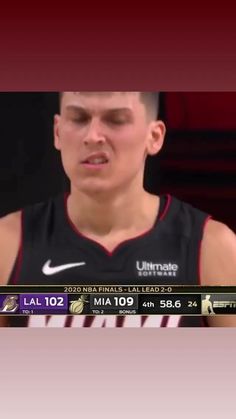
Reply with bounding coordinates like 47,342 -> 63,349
0,295 -> 19,313
69,295 -> 89,314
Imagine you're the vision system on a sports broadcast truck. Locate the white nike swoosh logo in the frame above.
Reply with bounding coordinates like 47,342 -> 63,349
42,259 -> 86,275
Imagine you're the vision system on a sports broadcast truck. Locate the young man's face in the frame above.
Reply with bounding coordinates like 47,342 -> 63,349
54,92 -> 165,197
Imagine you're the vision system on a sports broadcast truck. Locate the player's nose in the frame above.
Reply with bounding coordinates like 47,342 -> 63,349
83,118 -> 106,146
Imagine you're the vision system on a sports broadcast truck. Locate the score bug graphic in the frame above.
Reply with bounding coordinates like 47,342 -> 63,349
19,294 -> 68,314
69,295 -> 89,314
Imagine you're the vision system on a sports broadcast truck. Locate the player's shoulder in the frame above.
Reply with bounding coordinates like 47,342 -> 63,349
22,193 -> 64,217
0,210 -> 22,285
203,219 -> 236,250
0,210 -> 22,236
0,193 -> 63,230
164,195 -> 209,240
0,209 -> 22,252
169,195 -> 209,218
201,219 -> 236,285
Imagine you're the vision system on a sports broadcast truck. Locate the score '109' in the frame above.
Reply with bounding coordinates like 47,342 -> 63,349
114,296 -> 134,306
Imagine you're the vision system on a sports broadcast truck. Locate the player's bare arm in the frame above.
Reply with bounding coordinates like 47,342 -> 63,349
201,219 -> 236,326
0,211 -> 21,326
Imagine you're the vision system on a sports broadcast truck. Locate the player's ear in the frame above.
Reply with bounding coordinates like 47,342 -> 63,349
146,120 -> 166,156
54,114 -> 61,150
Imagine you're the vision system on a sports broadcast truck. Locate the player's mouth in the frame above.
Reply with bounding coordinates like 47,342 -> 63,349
81,153 -> 109,168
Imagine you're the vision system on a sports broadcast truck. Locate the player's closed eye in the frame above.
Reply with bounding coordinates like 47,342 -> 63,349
72,116 -> 128,126
106,118 -> 128,125
72,116 -> 90,124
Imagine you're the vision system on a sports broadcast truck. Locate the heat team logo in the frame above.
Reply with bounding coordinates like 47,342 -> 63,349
136,261 -> 179,277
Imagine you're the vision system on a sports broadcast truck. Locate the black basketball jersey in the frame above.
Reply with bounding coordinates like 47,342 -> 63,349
7,193 -> 210,327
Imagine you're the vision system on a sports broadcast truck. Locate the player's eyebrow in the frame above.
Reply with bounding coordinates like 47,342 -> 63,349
65,105 -> 133,115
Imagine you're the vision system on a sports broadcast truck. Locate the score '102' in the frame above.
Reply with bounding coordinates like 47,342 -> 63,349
45,297 -> 64,306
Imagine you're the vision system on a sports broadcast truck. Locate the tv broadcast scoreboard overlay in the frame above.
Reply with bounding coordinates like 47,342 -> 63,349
0,286 -> 236,316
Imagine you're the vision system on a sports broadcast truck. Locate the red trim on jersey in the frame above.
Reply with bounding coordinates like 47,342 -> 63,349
198,215 -> 212,286
11,210 -> 24,285
159,194 -> 172,221
64,193 -> 172,257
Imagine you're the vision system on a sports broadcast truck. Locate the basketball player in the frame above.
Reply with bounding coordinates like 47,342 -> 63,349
0,91 -> 236,327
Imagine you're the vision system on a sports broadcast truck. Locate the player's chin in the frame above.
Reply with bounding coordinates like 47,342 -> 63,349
76,179 -> 113,195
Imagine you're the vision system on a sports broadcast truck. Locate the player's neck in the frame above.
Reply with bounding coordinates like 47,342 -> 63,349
67,185 -> 160,236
